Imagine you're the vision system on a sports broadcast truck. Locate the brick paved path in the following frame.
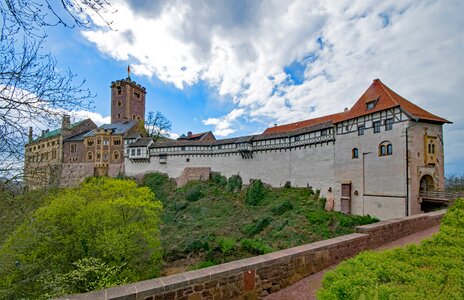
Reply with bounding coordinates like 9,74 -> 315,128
264,225 -> 440,300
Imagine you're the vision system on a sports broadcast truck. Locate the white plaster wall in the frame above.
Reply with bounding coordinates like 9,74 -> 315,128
125,142 -> 335,197
334,111 -> 408,220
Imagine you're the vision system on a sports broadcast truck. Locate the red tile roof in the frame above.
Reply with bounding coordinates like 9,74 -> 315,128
263,113 -> 345,134
263,79 -> 450,135
334,79 -> 450,124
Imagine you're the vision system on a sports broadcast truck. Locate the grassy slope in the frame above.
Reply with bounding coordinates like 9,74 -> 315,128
141,173 -> 378,274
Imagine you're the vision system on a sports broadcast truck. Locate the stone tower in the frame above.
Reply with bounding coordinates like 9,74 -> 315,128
110,71 -> 146,123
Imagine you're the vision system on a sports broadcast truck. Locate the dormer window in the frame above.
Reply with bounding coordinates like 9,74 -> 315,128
366,100 -> 376,110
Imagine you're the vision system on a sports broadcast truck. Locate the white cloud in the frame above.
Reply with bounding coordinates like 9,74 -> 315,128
71,110 -> 110,126
82,0 -> 464,169
203,108 -> 245,136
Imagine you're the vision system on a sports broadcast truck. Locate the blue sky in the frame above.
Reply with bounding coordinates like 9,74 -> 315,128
42,0 -> 463,174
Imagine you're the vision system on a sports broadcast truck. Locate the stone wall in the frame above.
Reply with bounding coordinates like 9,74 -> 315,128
175,167 -> 211,187
59,209 -> 445,300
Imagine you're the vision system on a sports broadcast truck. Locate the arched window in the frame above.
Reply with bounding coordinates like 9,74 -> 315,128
87,152 -> 93,161
113,151 -> 119,160
352,148 -> 359,159
379,141 -> 392,156
117,100 -> 122,107
132,115 -> 136,119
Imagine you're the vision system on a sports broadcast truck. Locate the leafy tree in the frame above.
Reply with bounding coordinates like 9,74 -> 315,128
145,111 -> 172,141
0,177 -> 163,299
0,0 -> 113,183
245,179 -> 266,206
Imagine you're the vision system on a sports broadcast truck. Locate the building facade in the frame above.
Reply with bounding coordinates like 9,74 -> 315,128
124,79 -> 450,220
24,76 -> 451,220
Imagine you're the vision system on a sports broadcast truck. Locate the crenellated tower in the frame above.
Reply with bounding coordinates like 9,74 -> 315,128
110,68 -> 146,123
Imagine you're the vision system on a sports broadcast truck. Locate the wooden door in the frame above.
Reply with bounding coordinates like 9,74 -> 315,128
341,183 -> 351,214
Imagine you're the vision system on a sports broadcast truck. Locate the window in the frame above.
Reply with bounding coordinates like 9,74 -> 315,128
117,86 -> 122,95
87,152 -> 93,161
358,125 -> 365,136
186,158 -> 190,162
352,148 -> 359,159
113,151 -> 119,160
97,139 -> 101,145
117,100 -> 122,107
373,121 -> 381,133
132,115 -> 136,120
137,148 -> 141,156
87,139 -> 94,147
113,138 -> 121,146
428,143 -> 436,154
131,149 -> 135,156
103,153 -> 108,161
70,143 -> 77,154
103,139 -> 109,146
295,135 -> 301,142
181,146 -> 186,151
379,141 -> 392,156
366,100 -> 376,110
385,118 -> 393,131
117,113 -> 121,119
134,91 -> 140,98
321,129 -> 328,136
52,149 -> 57,159
96,152 -> 101,159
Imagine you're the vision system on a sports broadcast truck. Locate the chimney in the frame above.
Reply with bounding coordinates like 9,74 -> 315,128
188,131 -> 192,138
41,130 -> 45,138
344,107 -> 349,112
274,123 -> 277,127
62,114 -> 71,129
28,127 -> 33,143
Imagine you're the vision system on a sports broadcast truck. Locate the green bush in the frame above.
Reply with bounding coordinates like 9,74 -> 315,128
187,260 -> 216,271
243,217 -> 271,236
185,184 -> 204,202
210,172 -> 227,187
142,172 -> 172,202
272,200 -> 294,215
245,180 -> 266,206
215,236 -> 236,255
317,198 -> 464,299
240,239 -> 273,255
226,175 -> 242,193
184,238 -> 210,253
0,177 -> 163,299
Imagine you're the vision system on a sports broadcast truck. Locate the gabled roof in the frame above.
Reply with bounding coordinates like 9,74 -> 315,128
263,113 -> 344,135
32,119 -> 88,142
63,130 -> 93,142
177,131 -> 216,141
334,79 -> 451,124
84,121 -> 138,137
128,137 -> 154,147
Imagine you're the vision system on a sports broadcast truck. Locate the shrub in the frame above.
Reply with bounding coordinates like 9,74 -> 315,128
272,200 -> 293,215
226,175 -> 242,193
187,260 -> 216,271
185,184 -> 204,202
245,180 -> 266,206
243,217 -> 271,236
240,239 -> 273,255
215,236 -> 236,255
184,237 -> 210,253
0,177 -> 163,299
317,198 -> 464,299
210,172 -> 227,187
142,172 -> 172,202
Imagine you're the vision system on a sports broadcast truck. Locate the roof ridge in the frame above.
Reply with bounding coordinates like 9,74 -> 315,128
376,79 -> 400,107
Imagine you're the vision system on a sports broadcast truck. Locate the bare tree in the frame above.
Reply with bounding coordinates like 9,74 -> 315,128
145,111 -> 172,142
0,0 -> 114,184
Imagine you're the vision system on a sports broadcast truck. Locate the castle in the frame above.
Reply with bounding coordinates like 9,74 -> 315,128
24,75 -> 451,220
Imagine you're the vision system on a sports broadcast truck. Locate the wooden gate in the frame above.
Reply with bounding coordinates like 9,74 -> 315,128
341,183 -> 351,214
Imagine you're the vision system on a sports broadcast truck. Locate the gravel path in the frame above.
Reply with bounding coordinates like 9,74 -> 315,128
264,225 -> 440,300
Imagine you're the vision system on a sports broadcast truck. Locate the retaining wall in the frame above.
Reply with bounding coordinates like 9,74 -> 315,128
60,210 -> 445,300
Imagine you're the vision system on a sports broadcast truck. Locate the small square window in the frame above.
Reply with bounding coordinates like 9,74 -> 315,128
358,125 -> 365,136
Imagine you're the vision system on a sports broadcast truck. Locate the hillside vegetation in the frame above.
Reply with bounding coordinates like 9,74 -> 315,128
317,197 -> 464,299
141,172 -> 378,273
